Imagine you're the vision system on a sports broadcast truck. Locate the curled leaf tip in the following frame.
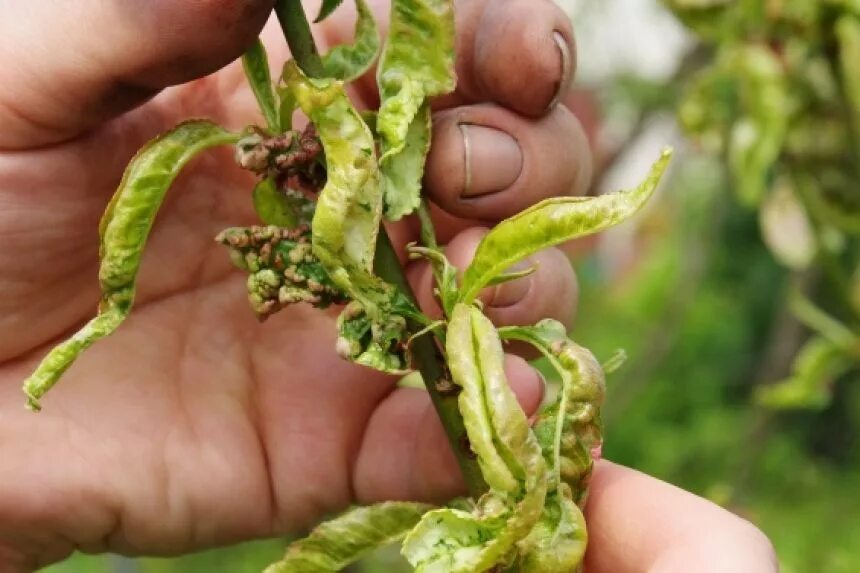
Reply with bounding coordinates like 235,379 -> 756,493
21,121 -> 237,409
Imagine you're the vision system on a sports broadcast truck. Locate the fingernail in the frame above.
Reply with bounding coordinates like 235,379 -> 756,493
459,124 -> 523,197
548,31 -> 573,111
488,259 -> 535,308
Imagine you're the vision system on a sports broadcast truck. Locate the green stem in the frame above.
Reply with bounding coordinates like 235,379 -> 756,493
274,0 -> 325,77
274,0 -> 487,496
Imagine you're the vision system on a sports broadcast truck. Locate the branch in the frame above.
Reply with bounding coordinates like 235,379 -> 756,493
273,0 -> 487,496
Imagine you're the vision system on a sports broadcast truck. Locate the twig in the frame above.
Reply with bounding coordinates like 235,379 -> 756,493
273,0 -> 487,496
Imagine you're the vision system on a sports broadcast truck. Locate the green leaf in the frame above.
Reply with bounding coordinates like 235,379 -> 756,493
459,149 -> 673,304
406,243 -> 459,318
336,300 -> 412,374
314,0 -> 346,22
282,61 -> 382,298
727,45 -> 793,206
381,103 -> 432,221
402,504 -> 518,573
662,0 -> 737,40
253,177 -> 303,228
755,337 -> 854,410
376,0 -> 456,218
265,502 -> 431,573
498,321 -> 605,571
515,486 -> 588,573
447,304 -> 545,495
404,305 -> 549,572
23,121 -> 237,410
242,39 -> 280,131
321,0 -> 381,82
499,321 -> 604,500
837,15 -> 860,160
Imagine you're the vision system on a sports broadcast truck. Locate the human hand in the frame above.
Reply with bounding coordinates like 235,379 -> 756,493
583,461 -> 778,572
0,0 -> 588,568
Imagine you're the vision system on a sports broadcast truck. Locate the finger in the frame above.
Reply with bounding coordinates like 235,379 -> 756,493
424,103 -> 592,222
0,0 -> 274,148
408,227 -> 578,334
447,0 -> 576,116
352,354 -> 545,503
585,461 -> 779,573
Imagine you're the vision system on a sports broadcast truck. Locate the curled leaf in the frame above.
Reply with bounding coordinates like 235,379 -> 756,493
376,0 -> 456,218
216,225 -> 347,320
283,61 -> 383,303
459,149 -> 673,304
447,304 -> 544,495
265,502 -> 431,573
515,485 -> 587,573
499,321 -> 605,571
726,45 -> 792,206
336,300 -> 411,373
321,0 -> 381,82
403,304 -> 548,573
837,15 -> 860,151
381,103 -> 432,220
499,320 -> 605,499
242,39 -> 279,131
755,337 -> 854,410
23,121 -> 237,410
252,177 -> 312,228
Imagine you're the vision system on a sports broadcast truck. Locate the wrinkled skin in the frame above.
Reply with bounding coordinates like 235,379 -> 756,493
0,0 -> 775,571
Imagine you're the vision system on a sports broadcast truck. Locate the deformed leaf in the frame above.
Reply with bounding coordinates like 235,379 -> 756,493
755,337 -> 853,410
23,121 -> 238,410
727,45 -> 793,206
459,149 -> 673,304
402,502 -> 523,573
376,0 -> 455,218
404,304 -> 548,573
321,0 -> 381,82
242,39 -> 279,131
377,0 -> 455,154
837,15 -> 860,156
265,502 -> 431,573
499,321 -> 605,571
381,103 -> 432,221
336,301 -> 411,373
252,177 -> 306,228
499,320 -> 605,499
515,485 -> 587,573
216,225 -> 346,319
446,304 -> 546,495
282,61 -> 383,300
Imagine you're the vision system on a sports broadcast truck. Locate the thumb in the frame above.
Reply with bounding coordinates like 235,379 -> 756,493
0,0 -> 274,149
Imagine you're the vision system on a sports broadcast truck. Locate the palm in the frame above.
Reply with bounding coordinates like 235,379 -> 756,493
0,22 -> 404,553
